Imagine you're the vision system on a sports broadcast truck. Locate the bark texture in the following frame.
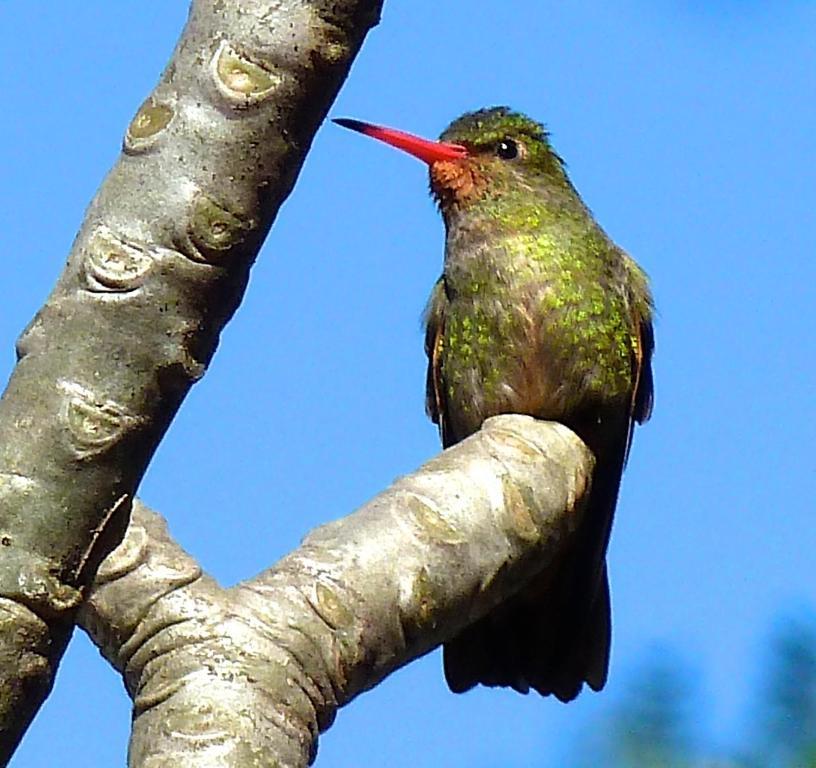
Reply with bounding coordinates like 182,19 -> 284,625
79,416 -> 592,768
0,0 -> 382,761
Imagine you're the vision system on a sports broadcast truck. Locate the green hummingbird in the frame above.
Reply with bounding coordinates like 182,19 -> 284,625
333,107 -> 654,702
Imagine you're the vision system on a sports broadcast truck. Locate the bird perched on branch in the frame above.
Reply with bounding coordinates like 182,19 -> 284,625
334,107 -> 654,702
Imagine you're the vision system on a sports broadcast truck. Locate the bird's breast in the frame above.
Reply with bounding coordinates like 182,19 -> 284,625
440,233 -> 635,441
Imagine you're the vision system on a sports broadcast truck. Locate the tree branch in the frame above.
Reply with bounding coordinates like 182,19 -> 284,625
0,0 -> 382,761
79,415 -> 592,767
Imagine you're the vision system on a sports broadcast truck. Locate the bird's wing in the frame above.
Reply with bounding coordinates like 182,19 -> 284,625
622,251 -> 655,462
632,316 -> 654,426
423,277 -> 452,446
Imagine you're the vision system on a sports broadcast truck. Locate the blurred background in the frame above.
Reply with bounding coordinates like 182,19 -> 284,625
0,2 -> 814,765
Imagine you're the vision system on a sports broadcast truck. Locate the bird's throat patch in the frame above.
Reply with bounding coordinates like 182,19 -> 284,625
430,160 -> 488,210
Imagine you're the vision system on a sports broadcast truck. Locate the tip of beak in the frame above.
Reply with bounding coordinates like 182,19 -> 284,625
332,117 -> 372,135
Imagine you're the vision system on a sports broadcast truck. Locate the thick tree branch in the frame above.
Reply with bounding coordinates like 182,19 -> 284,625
0,0 -> 382,761
79,416 -> 593,767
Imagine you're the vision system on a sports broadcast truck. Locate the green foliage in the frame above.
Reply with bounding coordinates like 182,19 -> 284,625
755,616 -> 816,767
572,613 -> 816,768
573,647 -> 700,768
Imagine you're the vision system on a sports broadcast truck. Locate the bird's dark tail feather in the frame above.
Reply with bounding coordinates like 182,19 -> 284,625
443,423 -> 626,702
443,557 -> 611,701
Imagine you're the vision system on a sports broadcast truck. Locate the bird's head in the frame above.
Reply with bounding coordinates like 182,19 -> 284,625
333,107 -> 567,219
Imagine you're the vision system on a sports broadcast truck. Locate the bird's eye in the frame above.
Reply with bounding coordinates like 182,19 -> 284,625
496,139 -> 519,160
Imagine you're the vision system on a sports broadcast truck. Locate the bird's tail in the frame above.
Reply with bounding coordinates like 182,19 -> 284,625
442,553 -> 611,701
442,423 -> 626,701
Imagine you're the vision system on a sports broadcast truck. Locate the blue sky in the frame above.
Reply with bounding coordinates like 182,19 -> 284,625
1,2 -> 814,766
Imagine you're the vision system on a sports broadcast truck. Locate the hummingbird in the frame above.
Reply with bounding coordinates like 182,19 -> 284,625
333,108 -> 654,702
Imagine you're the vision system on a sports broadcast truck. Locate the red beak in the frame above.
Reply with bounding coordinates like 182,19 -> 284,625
332,118 -> 469,165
